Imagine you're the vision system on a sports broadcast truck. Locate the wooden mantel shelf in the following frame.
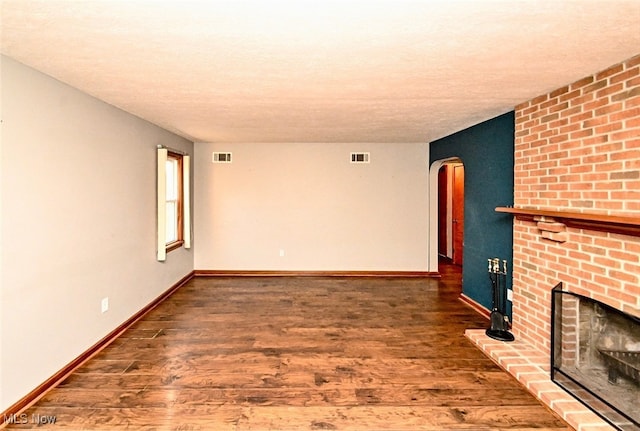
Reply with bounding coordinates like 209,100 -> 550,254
495,207 -> 640,237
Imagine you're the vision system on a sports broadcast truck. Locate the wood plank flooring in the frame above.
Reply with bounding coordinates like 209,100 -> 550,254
6,264 -> 571,430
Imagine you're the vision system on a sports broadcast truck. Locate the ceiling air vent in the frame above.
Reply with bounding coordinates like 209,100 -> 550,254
212,152 -> 232,163
350,152 -> 370,163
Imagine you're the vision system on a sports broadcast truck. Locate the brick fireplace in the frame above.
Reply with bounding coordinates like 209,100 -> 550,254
512,53 -> 640,356
467,54 -> 639,430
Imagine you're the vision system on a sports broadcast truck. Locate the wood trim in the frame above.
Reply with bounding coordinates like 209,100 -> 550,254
0,271 -> 195,425
459,293 -> 491,320
166,151 -> 184,246
166,239 -> 184,253
495,206 -> 640,237
194,269 -> 440,278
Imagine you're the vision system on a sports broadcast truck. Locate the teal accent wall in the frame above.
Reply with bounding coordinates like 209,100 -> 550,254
429,111 -> 514,314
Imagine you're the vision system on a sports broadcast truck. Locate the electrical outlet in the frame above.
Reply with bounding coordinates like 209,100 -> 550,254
101,297 -> 109,313
279,249 -> 285,257
507,289 -> 513,302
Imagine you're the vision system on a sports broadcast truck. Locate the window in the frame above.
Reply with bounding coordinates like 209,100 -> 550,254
157,147 -> 191,261
165,152 -> 183,250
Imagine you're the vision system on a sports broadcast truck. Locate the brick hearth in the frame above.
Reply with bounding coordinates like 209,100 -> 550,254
465,330 -> 614,431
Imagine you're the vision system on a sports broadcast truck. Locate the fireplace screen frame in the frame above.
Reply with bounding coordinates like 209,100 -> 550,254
551,283 -> 640,431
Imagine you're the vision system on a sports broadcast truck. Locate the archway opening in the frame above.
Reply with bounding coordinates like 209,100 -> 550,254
428,157 -> 464,274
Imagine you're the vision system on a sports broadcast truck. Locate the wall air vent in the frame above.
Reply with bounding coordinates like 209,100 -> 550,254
350,152 -> 370,163
212,152 -> 232,163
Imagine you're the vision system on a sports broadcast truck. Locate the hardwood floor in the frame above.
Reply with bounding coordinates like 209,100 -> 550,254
6,264 -> 570,430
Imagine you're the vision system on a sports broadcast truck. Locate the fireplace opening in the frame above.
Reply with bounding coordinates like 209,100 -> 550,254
551,283 -> 640,431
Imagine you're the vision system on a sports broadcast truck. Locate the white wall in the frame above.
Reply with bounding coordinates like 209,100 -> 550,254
194,142 -> 430,271
0,56 -> 194,410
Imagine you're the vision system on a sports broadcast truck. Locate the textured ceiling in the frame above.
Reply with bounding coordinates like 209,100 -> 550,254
1,1 -> 639,143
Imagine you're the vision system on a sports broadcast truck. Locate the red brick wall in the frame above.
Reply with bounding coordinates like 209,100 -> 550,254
512,54 -> 640,356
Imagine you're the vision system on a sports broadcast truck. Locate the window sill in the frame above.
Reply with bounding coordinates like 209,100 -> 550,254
166,240 -> 184,253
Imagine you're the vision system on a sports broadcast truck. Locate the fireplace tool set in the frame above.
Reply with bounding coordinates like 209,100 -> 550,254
486,258 -> 514,342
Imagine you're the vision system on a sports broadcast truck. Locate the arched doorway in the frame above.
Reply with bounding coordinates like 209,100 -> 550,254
428,158 -> 464,273
438,162 -> 464,265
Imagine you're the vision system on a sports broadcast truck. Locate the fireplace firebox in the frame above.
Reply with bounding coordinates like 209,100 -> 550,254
551,283 -> 640,430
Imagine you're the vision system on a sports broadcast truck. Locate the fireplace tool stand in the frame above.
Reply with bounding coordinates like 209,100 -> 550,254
486,258 -> 514,342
